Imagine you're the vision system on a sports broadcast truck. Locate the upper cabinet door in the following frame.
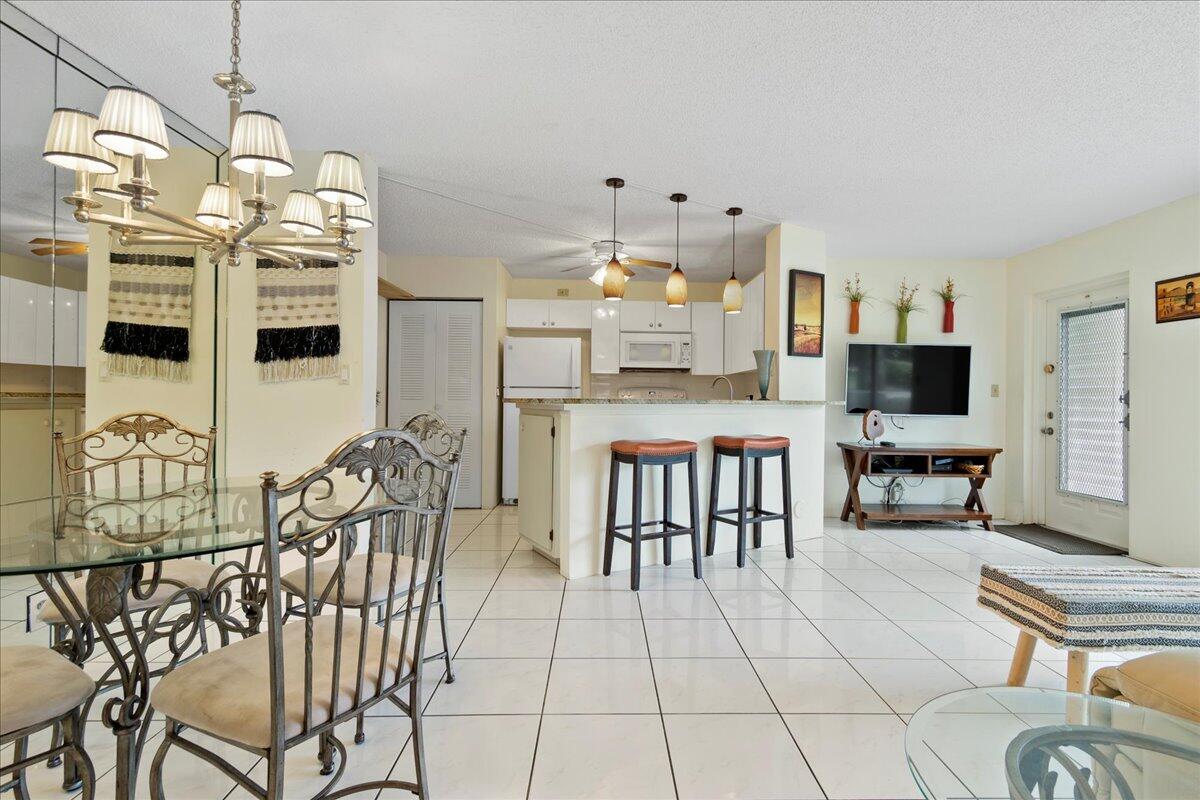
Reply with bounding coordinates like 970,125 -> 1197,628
590,301 -> 621,374
547,300 -> 592,329
76,290 -> 87,368
689,302 -> 724,375
507,299 -> 550,329
53,287 -> 79,368
2,278 -> 37,365
619,301 -> 656,331
657,303 -> 692,332
34,283 -> 54,366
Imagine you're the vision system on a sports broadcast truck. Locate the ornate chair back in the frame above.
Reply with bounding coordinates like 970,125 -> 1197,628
54,411 -> 216,498
259,428 -> 460,752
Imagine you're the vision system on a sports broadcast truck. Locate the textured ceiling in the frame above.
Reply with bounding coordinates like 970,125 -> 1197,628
7,1 -> 1198,279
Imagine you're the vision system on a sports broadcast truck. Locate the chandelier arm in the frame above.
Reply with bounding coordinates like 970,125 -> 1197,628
246,244 -> 302,269
265,244 -> 355,263
231,214 -> 267,244
249,236 -> 345,247
122,234 -> 214,246
139,206 -> 226,240
85,212 -> 218,242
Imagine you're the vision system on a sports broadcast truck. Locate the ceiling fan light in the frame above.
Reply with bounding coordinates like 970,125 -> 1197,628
230,110 -> 294,177
93,154 -> 134,200
280,190 -> 325,235
723,277 -> 743,314
315,150 -> 367,207
602,257 -> 626,300
588,264 -> 607,287
43,108 -> 117,174
195,182 -> 243,229
666,265 -> 688,308
93,86 -> 170,159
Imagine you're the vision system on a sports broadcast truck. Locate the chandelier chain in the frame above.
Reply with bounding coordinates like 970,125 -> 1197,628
230,0 -> 242,73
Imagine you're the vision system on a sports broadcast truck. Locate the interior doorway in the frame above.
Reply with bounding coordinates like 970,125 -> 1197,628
1040,285 -> 1129,548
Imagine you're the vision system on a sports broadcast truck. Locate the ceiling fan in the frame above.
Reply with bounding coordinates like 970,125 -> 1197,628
28,237 -> 88,257
559,239 -> 672,285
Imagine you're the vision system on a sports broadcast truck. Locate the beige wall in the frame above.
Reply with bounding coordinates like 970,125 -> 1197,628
1006,194 -> 1199,567
765,224 -> 827,401
381,254 -> 510,507
507,277 -> 743,303
1,251 -> 87,290
822,258 -> 1008,515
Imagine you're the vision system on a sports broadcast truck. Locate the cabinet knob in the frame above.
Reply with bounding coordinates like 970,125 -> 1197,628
542,321 -> 547,326
657,322 -> 662,327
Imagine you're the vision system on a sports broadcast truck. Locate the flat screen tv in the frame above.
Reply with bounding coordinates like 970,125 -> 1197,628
845,343 -> 971,416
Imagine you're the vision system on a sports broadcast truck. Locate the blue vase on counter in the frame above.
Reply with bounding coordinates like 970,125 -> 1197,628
753,349 -> 775,400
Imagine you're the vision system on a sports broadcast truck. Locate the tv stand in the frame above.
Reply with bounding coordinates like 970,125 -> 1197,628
836,441 -> 1003,531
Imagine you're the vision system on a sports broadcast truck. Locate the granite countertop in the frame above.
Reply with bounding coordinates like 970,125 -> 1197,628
515,398 -> 839,406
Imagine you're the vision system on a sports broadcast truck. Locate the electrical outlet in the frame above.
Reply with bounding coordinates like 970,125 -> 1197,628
339,364 -> 350,385
556,288 -> 569,297
991,384 -> 1000,398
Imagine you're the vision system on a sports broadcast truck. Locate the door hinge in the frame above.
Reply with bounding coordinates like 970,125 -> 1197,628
549,528 -> 554,541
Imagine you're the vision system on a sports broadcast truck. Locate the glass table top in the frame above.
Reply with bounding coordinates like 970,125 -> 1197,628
905,687 -> 1200,800
0,478 -> 267,576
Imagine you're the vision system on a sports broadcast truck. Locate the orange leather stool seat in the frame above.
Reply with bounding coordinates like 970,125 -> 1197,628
713,435 -> 790,451
610,439 -> 698,457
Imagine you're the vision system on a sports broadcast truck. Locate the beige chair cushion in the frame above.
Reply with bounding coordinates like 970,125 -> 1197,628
38,558 -> 218,624
1090,651 -> 1200,723
280,553 -> 428,608
0,646 -> 95,736
151,615 -> 416,748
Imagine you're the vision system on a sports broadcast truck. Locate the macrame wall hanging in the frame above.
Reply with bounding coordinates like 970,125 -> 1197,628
100,250 -> 194,381
254,257 -> 341,382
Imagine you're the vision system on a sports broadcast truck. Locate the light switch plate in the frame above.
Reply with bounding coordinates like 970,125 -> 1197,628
339,364 -> 350,384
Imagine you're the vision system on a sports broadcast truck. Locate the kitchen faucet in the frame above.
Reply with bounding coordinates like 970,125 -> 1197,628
711,375 -> 734,401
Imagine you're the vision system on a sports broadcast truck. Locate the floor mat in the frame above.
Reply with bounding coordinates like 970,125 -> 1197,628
995,523 -> 1127,555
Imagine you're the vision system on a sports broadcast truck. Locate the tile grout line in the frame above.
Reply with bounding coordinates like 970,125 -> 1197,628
637,589 -> 682,800
522,581 -> 567,800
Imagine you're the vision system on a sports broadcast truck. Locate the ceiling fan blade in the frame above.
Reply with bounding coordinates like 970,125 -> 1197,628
559,264 -> 592,273
30,246 -> 55,256
624,258 -> 672,270
29,237 -> 56,245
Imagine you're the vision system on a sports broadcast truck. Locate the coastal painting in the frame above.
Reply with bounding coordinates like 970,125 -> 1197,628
1156,273 -> 1199,323
788,269 -> 824,357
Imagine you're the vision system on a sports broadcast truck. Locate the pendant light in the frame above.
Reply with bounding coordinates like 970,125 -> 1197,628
602,178 -> 626,301
723,207 -> 744,314
666,193 -> 688,308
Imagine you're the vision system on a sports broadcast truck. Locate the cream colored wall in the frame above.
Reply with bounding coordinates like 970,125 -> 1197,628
85,147 -> 218,432
1006,194 -> 1199,567
380,254 -> 510,507
765,224 -> 827,401
218,152 -> 379,478
507,277 -> 736,303
1,251 -> 87,290
822,258 -> 1008,515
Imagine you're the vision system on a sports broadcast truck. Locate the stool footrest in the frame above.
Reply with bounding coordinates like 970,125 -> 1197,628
610,525 -> 698,544
712,508 -> 787,527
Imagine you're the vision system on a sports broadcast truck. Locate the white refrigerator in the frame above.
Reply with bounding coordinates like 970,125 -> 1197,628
502,337 -> 582,503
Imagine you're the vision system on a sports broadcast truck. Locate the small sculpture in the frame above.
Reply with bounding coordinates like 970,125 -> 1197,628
862,409 -> 885,444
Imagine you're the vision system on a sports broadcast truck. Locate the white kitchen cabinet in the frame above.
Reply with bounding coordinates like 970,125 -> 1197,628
618,301 -> 690,332
77,290 -> 87,367
548,300 -> 592,329
3,277 -> 38,365
507,298 -> 593,329
689,302 -> 725,375
724,273 -> 765,373
590,301 -> 621,374
54,287 -> 80,367
34,284 -> 54,366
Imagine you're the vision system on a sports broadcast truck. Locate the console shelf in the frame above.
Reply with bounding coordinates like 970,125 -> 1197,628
837,442 -> 1003,531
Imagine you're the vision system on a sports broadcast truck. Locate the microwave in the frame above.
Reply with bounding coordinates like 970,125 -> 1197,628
619,333 -> 692,370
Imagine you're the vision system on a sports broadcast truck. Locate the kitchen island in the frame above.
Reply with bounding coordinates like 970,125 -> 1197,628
516,399 -> 833,579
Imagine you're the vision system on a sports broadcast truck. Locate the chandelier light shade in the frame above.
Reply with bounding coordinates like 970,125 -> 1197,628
93,86 -> 170,160
667,192 -> 689,308
315,151 -> 367,207
280,190 -> 325,235
195,182 -> 244,229
327,198 -> 374,230
93,155 -> 134,200
724,206 -> 744,314
230,110 -> 294,177
43,109 -> 117,174
602,257 -> 626,300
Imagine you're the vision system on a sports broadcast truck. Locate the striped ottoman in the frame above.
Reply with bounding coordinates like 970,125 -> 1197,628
978,565 -> 1200,693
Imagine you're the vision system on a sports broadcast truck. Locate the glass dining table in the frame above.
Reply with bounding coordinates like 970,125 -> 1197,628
0,477 -> 269,800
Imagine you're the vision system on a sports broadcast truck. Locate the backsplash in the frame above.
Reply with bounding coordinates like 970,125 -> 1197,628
589,371 -> 757,400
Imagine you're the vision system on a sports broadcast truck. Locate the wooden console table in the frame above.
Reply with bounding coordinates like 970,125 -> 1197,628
836,441 -> 1002,531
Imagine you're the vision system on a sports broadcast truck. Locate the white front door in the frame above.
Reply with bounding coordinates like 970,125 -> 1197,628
388,300 -> 483,508
1041,287 -> 1129,547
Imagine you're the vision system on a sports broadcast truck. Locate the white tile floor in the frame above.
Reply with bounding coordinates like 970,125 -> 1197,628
0,506 -> 1156,799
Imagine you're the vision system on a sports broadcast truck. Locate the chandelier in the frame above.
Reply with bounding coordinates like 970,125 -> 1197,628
41,0 -> 369,270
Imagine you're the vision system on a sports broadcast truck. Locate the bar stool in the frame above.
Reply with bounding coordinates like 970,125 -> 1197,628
603,438 -> 702,590
707,435 -> 795,567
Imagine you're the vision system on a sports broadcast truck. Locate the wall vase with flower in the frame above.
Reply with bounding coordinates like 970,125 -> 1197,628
891,278 -> 921,344
934,277 -> 965,334
842,273 -> 870,335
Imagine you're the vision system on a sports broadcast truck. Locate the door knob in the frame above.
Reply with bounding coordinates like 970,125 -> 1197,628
1040,427 -> 1054,435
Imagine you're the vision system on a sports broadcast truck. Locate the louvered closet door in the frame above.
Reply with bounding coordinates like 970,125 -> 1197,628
434,302 -> 483,507
386,300 -> 483,508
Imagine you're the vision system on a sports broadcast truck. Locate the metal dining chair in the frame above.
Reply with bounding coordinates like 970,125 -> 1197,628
1,646 -> 97,799
148,427 -> 460,800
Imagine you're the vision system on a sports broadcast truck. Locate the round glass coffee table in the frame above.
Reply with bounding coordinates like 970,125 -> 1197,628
905,687 -> 1200,799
